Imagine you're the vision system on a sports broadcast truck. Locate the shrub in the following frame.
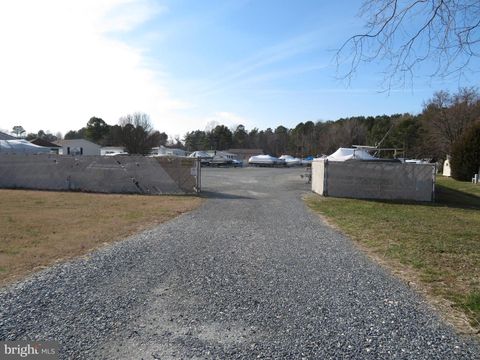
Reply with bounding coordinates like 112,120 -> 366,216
450,122 -> 480,181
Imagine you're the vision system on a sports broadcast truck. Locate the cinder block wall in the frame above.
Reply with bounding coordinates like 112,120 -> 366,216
0,154 -> 198,194
312,159 -> 435,202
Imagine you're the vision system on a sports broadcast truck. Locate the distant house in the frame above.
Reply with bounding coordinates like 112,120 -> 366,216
0,131 -> 16,140
227,148 -> 264,161
30,138 -> 61,154
54,139 -> 101,156
150,145 -> 188,157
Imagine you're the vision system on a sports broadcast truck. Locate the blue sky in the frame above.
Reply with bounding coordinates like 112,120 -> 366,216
1,0 -> 478,139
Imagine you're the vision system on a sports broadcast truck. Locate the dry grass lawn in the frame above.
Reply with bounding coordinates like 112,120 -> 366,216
0,190 -> 202,285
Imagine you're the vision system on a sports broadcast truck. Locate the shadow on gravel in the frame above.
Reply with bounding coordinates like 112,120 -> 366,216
200,191 -> 254,200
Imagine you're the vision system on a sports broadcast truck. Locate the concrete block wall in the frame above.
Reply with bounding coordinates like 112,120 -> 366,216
0,154 -> 199,194
312,159 -> 435,202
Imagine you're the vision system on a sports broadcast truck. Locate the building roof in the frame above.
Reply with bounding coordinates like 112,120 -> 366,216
54,139 -> 101,148
0,131 -> 16,140
228,148 -> 264,154
30,138 -> 61,148
0,139 -> 51,153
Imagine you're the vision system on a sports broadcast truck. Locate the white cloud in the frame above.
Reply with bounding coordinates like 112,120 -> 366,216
162,111 -> 254,141
210,111 -> 253,129
98,0 -> 168,33
196,30 -> 324,97
0,0 -> 189,136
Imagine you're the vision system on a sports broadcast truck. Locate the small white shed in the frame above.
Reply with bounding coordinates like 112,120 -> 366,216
442,156 -> 451,177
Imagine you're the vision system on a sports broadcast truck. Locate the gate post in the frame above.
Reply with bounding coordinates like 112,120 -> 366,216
195,157 -> 201,193
323,159 -> 328,196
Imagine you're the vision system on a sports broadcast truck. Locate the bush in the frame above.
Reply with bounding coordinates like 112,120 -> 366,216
451,122 -> 480,181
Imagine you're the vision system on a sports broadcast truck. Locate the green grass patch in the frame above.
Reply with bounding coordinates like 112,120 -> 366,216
306,175 -> 480,331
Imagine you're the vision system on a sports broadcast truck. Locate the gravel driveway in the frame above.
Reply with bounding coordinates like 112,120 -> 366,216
1,167 -> 479,359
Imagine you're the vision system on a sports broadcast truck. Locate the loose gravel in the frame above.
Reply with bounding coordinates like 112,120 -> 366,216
1,167 -> 479,359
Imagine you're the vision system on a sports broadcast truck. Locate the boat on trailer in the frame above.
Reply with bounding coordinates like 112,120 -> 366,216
279,155 -> 302,166
248,155 -> 286,167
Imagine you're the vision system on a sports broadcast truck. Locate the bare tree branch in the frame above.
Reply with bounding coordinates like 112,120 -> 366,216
337,0 -> 480,90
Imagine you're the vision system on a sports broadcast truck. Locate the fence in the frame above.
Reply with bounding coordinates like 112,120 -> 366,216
0,154 -> 201,195
312,159 -> 436,202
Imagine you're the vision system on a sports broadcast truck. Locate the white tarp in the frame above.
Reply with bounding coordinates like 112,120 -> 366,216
279,155 -> 301,166
326,148 -> 378,161
249,154 -> 285,165
0,140 -> 50,154
189,151 -> 211,158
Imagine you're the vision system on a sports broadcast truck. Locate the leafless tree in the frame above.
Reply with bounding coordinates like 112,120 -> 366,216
118,112 -> 159,155
422,87 -> 480,156
337,0 -> 480,89
119,112 -> 154,133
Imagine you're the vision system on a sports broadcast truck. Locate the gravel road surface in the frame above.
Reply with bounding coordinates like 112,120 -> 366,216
1,167 -> 479,359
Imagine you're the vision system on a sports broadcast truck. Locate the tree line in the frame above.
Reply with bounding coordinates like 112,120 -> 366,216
185,88 -> 479,159
184,88 -> 479,180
